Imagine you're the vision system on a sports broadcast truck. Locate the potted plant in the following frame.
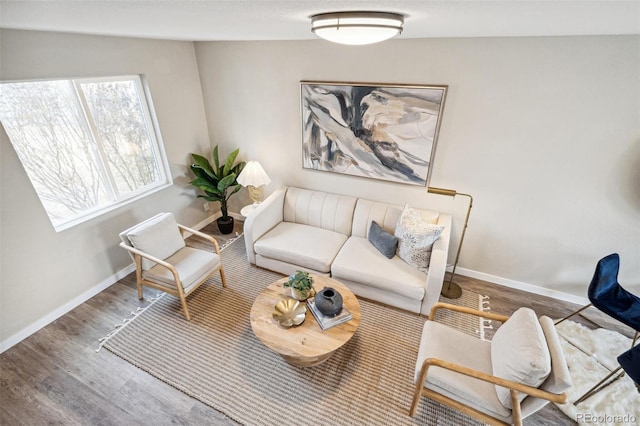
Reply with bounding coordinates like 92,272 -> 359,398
190,145 -> 245,234
283,270 -> 315,301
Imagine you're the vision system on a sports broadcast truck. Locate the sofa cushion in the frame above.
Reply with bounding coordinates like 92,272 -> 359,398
394,205 -> 444,270
283,187 -> 357,235
126,213 -> 186,271
368,221 -> 398,259
491,307 -> 551,409
254,222 -> 348,273
332,236 -> 426,300
351,199 -> 440,238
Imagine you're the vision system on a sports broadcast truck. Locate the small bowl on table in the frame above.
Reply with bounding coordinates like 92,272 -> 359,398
272,298 -> 306,327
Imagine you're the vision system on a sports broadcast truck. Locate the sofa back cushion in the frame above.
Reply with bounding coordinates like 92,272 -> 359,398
284,187 -> 357,235
351,199 -> 440,238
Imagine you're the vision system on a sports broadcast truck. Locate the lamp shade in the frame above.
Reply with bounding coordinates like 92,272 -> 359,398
311,12 -> 403,46
237,161 -> 271,187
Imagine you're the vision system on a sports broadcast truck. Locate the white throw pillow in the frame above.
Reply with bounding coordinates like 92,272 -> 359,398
394,204 -> 444,270
491,307 -> 551,409
127,213 -> 186,270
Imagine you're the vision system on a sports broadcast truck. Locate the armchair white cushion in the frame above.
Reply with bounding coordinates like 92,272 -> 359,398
119,212 -> 227,320
491,308 -> 551,409
125,213 -> 186,270
411,304 -> 571,426
144,247 -> 221,294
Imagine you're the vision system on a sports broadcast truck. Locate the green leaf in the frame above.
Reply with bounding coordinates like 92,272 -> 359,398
190,165 -> 215,182
229,184 -> 242,196
191,154 -> 215,179
190,178 -> 221,195
217,173 -> 236,191
223,148 -> 240,176
212,145 -> 220,172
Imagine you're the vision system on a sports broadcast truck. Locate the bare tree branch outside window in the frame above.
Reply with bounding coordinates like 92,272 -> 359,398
0,75 -> 169,230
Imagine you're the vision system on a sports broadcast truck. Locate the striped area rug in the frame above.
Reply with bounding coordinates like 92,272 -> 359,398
103,236 -> 487,426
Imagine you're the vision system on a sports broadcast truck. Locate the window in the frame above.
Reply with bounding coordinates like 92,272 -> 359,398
0,75 -> 171,231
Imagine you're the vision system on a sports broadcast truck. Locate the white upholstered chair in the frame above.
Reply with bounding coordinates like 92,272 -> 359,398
119,212 -> 227,320
410,304 -> 572,426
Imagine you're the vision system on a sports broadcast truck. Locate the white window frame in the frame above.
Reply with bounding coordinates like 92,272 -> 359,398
1,75 -> 172,232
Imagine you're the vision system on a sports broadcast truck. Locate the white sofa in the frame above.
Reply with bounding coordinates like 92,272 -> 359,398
244,186 -> 452,315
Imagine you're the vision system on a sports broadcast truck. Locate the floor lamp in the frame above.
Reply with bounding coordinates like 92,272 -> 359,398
427,187 -> 474,299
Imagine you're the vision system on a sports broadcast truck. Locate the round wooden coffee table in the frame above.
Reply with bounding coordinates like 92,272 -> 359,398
250,275 -> 361,367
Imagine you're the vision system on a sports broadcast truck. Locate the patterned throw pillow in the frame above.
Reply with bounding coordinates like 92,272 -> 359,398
394,205 -> 444,270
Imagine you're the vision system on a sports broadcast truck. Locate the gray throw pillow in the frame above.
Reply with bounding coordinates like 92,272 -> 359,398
368,221 -> 398,259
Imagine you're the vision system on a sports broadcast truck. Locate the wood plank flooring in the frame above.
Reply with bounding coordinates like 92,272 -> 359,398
1,219 -> 596,425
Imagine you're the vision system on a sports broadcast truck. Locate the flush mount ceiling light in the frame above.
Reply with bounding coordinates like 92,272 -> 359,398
311,11 -> 404,45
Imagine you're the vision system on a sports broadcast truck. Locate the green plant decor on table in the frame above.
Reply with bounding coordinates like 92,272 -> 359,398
190,145 -> 245,234
284,271 -> 315,301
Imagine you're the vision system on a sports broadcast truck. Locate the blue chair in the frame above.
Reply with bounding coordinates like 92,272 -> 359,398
560,253 -> 640,404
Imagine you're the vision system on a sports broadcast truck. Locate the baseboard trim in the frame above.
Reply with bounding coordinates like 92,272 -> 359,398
0,214 -> 222,354
453,266 -> 589,306
0,264 -> 136,353
181,212 -> 221,238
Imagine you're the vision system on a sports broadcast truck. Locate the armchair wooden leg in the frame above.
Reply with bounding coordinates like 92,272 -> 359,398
410,363 -> 431,417
219,267 -> 227,288
135,255 -> 144,300
510,390 -> 523,426
409,386 -> 422,417
179,294 -> 191,321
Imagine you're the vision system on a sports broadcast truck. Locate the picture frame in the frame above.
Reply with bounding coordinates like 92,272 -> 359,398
300,81 -> 447,186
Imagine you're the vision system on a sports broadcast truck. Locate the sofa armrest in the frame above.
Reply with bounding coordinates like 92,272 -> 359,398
421,213 -> 452,315
243,186 -> 287,264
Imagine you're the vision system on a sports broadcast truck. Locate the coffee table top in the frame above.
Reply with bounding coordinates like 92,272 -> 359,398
250,275 -> 361,364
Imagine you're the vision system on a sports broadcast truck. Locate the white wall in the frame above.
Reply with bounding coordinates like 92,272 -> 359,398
2,31 -> 638,349
194,36 -> 640,299
0,29 -> 212,348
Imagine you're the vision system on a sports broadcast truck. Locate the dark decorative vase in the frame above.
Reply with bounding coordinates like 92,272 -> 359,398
217,216 -> 234,234
314,287 -> 343,317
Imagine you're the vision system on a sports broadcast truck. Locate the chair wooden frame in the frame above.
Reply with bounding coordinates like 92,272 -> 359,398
120,224 -> 227,321
410,303 -> 567,426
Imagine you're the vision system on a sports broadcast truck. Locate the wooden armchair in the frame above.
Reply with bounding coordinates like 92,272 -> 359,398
410,303 -> 572,426
119,212 -> 227,320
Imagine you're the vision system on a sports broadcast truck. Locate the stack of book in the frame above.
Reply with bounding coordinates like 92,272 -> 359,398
307,298 -> 353,330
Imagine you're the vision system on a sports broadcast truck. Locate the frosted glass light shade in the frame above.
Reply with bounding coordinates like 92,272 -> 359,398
237,161 -> 271,187
311,12 -> 404,45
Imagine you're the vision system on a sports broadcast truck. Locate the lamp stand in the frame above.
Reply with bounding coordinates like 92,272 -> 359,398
247,185 -> 264,204
441,193 -> 473,299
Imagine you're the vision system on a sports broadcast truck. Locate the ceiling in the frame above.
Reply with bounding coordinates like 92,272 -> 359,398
1,0 -> 639,42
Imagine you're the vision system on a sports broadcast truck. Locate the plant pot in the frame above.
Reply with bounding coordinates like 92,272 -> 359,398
217,216 -> 234,234
290,287 -> 311,301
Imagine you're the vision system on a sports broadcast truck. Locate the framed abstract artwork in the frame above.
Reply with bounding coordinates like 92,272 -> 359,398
300,81 -> 447,186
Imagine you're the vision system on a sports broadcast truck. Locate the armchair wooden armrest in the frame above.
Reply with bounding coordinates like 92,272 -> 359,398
412,357 -> 566,426
120,243 -> 180,283
429,302 -> 510,323
177,224 -> 221,254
